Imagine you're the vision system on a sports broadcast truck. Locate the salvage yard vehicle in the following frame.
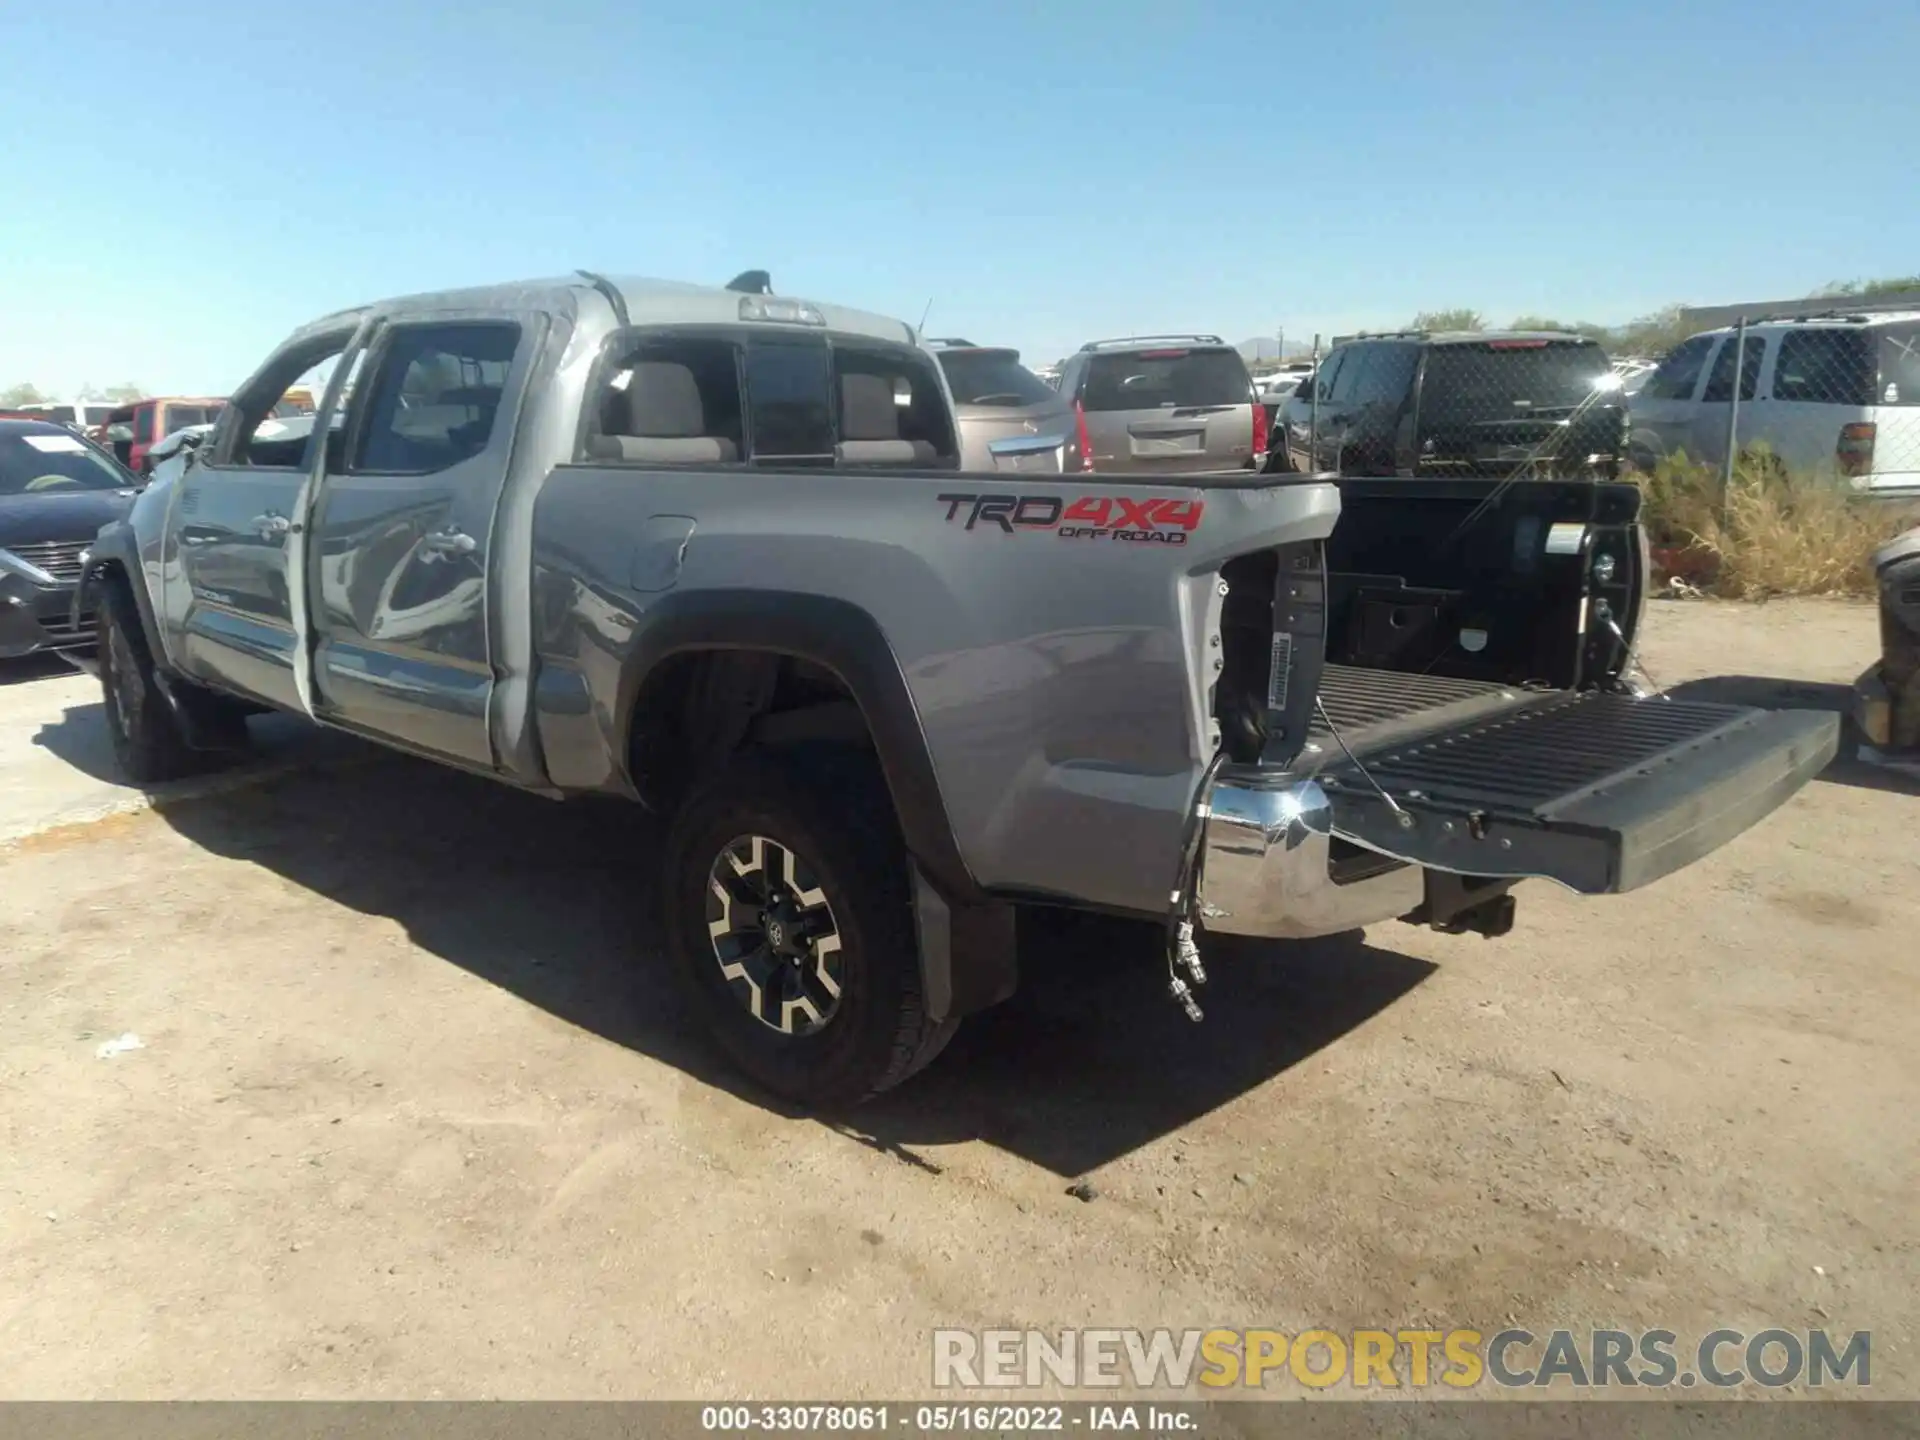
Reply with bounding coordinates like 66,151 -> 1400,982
1,419 -> 141,658
1053,335 -> 1266,476
925,339 -> 1080,473
79,271 -> 1840,1107
1272,331 -> 1627,479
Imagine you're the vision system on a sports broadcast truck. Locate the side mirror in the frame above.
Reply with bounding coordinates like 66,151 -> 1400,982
106,423 -> 133,444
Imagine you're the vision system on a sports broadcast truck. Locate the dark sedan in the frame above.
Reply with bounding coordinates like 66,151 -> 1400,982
0,419 -> 141,659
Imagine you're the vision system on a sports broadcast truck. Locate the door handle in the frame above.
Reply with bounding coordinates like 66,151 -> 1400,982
419,528 -> 477,559
250,512 -> 290,539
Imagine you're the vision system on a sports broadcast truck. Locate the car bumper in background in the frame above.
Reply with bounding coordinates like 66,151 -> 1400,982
0,573 -> 93,658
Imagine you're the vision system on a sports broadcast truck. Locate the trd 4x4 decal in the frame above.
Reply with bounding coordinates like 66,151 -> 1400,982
937,493 -> 1205,545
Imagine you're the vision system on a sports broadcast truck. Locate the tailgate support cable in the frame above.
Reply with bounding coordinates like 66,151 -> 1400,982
1314,695 -> 1414,830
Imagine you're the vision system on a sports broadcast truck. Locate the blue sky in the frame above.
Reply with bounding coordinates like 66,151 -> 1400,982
4,0 -> 1916,396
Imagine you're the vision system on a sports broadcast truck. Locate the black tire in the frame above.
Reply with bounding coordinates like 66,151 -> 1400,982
98,579 -> 202,784
662,747 -> 956,1109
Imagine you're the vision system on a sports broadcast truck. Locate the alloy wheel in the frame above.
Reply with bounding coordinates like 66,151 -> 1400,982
705,834 -> 845,1036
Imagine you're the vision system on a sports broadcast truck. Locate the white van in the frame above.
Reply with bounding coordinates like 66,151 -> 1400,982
17,400 -> 118,434
1628,311 -> 1920,499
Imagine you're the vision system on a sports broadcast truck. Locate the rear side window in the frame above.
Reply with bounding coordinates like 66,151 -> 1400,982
1701,334 -> 1766,403
1640,335 -> 1715,401
1344,343 -> 1419,405
937,350 -> 1055,407
1420,341 -> 1613,415
352,322 -> 521,473
1772,329 -> 1876,405
1081,348 -> 1251,411
586,331 -> 957,468
133,406 -> 155,443
1880,324 -> 1920,406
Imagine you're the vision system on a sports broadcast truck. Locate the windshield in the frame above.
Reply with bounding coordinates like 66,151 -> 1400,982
0,427 -> 135,496
937,350 -> 1056,407
1420,341 -> 1614,416
1082,348 -> 1252,411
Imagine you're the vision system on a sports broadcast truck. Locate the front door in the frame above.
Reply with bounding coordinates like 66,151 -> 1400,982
307,315 -> 541,770
174,326 -> 363,709
1627,332 -> 1714,469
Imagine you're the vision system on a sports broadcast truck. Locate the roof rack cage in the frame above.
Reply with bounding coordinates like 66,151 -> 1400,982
1078,334 -> 1225,352
1347,329 -> 1428,341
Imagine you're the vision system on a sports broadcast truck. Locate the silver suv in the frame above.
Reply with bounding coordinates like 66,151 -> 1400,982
926,340 -> 1079,473
1629,310 -> 1920,499
1054,335 -> 1264,475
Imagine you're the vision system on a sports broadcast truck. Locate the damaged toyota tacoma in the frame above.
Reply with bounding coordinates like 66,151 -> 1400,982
78,271 -> 1841,1107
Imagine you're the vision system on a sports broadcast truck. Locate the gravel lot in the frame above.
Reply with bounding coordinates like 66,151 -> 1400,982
1,600 -> 1914,1400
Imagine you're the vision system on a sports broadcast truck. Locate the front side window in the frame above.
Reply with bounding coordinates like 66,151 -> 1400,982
352,322 -> 521,473
1640,334 -> 1715,402
132,406 -> 155,443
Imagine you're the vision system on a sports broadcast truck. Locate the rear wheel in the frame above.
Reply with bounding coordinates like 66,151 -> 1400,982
662,749 -> 956,1108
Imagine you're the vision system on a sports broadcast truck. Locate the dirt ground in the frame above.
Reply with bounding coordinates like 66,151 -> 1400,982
1,599 -> 1914,1400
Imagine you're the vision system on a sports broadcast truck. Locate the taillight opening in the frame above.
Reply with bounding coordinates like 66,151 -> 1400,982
1838,422 -> 1877,478
1252,401 -> 1268,465
1074,399 -> 1095,472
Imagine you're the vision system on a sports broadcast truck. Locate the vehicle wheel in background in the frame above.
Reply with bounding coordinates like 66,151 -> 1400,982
662,748 -> 957,1109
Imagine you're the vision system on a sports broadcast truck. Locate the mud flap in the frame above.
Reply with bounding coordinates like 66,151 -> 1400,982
1319,692 -> 1840,894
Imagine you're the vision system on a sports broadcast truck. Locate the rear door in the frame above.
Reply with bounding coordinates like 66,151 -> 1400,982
307,313 -> 543,770
1414,338 -> 1620,477
1627,333 -> 1715,468
1077,346 -> 1256,474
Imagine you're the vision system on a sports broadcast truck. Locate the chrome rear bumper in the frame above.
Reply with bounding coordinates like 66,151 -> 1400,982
1196,773 -> 1421,940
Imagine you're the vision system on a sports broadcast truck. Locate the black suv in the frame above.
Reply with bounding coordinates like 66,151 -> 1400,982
1270,331 -> 1627,479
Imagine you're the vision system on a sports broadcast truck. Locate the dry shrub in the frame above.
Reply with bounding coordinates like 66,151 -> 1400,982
1633,447 -> 1913,600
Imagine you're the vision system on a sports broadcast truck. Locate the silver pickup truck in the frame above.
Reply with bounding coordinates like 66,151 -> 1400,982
78,271 -> 1840,1108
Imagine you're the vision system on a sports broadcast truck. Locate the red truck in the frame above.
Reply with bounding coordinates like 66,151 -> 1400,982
101,396 -> 227,475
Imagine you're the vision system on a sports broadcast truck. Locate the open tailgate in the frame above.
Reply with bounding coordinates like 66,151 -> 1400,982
1316,687 -> 1839,894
